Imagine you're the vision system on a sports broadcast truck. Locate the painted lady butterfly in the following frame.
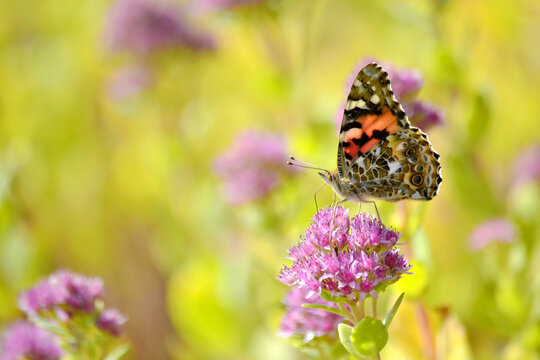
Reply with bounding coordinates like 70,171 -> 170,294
290,62 -> 442,207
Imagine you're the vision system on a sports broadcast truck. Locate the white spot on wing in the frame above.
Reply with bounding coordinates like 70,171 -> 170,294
353,79 -> 360,87
388,161 -> 400,175
346,100 -> 358,111
370,94 -> 380,104
357,99 -> 368,109
411,192 -> 423,200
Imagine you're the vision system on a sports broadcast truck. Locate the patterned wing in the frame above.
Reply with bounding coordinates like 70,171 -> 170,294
337,62 -> 410,178
349,127 -> 442,201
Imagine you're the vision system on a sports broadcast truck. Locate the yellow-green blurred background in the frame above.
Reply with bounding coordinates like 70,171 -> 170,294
1,0 -> 539,359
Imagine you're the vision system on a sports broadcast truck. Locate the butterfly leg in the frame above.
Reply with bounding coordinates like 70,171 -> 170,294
331,199 -> 347,221
327,198 -> 348,245
368,201 -> 381,222
313,182 -> 326,212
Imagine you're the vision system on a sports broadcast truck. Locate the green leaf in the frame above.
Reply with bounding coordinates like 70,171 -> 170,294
467,90 -> 492,143
338,323 -> 363,359
383,293 -> 404,329
302,303 -> 347,317
320,291 -> 349,303
104,343 -> 130,360
351,317 -> 388,356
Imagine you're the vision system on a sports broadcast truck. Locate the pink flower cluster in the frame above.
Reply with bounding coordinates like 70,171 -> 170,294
280,287 -> 343,342
104,0 -> 216,55
18,270 -> 126,337
0,322 -> 63,360
19,270 -> 104,316
214,130 -> 297,205
278,207 -> 410,301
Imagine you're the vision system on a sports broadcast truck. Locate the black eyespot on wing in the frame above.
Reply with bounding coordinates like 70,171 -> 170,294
415,164 -> 424,172
409,156 -> 418,163
411,175 -> 423,185
406,148 -> 416,157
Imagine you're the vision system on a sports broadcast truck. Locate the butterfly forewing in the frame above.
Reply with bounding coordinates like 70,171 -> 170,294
338,63 -> 410,178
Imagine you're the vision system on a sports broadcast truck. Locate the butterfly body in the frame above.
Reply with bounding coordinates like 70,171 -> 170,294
319,62 -> 442,203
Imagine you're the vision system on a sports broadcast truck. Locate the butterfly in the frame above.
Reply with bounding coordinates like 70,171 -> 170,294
289,62 -> 442,213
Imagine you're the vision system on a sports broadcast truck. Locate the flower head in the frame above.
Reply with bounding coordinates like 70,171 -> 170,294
18,270 -> 104,316
404,100 -> 445,131
104,0 -> 216,55
512,145 -> 540,188
469,218 -> 516,251
279,287 -> 343,342
0,321 -> 63,360
96,309 -> 127,337
335,59 -> 444,132
214,130 -> 298,205
278,207 -> 410,301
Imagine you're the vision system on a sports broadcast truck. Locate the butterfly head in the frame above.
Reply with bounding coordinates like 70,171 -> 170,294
318,169 -> 339,187
319,169 -> 354,201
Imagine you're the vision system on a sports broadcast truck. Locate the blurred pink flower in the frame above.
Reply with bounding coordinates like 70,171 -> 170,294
335,59 -> 444,132
18,270 -> 104,316
96,309 -> 128,337
0,321 -> 63,360
469,218 -> 516,251
214,130 -> 297,205
107,65 -> 154,100
278,207 -> 410,301
512,145 -> 540,188
104,0 -> 216,55
279,287 -> 343,342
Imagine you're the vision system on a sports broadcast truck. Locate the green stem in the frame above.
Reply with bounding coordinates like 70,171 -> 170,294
337,303 -> 356,323
349,299 -> 365,323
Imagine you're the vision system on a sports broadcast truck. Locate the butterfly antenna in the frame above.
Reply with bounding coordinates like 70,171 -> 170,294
287,156 -> 330,174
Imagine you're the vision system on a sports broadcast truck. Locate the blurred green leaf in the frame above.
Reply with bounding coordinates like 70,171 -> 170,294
338,323 -> 363,359
320,291 -> 349,303
104,343 -> 130,360
383,293 -> 404,329
467,90 -> 492,143
351,317 -> 388,356
302,303 -> 348,317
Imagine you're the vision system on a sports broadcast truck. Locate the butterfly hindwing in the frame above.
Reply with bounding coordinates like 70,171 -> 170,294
337,63 -> 410,178
348,127 -> 442,201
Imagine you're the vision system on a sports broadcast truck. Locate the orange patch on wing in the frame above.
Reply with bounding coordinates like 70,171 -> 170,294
344,142 -> 359,159
360,138 -> 381,153
341,106 -> 401,162
358,114 -> 377,130
363,107 -> 398,137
